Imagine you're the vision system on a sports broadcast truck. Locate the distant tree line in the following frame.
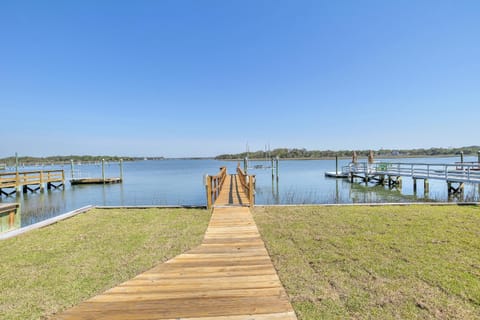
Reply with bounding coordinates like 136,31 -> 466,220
215,146 -> 480,160
0,155 -> 141,165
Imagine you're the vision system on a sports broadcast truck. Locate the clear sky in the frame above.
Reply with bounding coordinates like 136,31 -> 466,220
1,1 -> 479,158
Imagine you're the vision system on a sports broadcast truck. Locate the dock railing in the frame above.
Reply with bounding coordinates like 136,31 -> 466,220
0,170 -> 64,190
346,162 -> 480,184
205,167 -> 227,209
237,165 -> 255,207
455,161 -> 480,171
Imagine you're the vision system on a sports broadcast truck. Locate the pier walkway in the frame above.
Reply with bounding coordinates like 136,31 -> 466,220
58,171 -> 296,319
346,161 -> 480,195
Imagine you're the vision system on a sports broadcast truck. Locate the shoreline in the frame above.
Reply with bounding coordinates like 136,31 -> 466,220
217,154 -> 469,161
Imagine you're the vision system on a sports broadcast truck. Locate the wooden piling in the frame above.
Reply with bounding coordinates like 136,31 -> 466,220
335,155 -> 338,175
271,157 -> 274,179
424,179 -> 429,194
70,160 -> 74,179
205,175 -> 212,210
102,159 -> 105,183
39,171 -> 44,192
448,181 -> 464,195
413,178 -> 417,193
276,156 -> 279,181
248,175 -> 254,208
119,159 -> 124,181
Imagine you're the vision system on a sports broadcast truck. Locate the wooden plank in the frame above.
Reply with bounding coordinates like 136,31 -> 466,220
58,196 -> 296,319
59,296 -> 294,319
0,203 -> 19,214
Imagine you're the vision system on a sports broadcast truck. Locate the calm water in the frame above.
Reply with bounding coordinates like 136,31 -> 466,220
1,157 -> 479,227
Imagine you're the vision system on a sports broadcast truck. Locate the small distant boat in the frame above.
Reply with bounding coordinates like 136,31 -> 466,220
324,171 -> 349,178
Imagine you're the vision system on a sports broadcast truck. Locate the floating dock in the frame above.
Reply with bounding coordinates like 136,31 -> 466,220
70,159 -> 123,186
70,177 -> 122,185
325,171 -> 349,178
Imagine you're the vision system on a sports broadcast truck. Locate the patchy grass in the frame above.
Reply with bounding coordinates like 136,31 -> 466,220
254,205 -> 480,319
0,207 -> 210,320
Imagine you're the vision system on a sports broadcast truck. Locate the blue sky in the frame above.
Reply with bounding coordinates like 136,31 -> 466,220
1,1 -> 479,157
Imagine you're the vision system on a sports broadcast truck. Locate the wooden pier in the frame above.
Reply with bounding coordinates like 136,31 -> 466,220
346,162 -> 480,195
205,166 -> 255,209
70,159 -> 123,185
58,169 -> 296,319
0,170 -> 64,196
0,203 -> 20,233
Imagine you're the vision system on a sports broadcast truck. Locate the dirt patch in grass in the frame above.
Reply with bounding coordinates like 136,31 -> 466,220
0,207 -> 210,320
254,205 -> 480,319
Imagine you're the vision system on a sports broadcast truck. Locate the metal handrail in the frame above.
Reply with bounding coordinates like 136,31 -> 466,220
346,161 -> 480,183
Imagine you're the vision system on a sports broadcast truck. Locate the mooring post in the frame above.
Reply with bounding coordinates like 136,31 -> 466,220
119,159 -> 124,181
39,171 -> 44,192
70,160 -> 74,179
15,152 -> 19,178
205,175 -> 212,209
271,157 -> 274,180
335,155 -> 339,175
424,179 -> 429,194
15,152 -> 20,195
249,175 -> 255,208
15,171 -> 21,194
478,151 -> 480,166
413,178 -> 417,193
276,156 -> 279,181
102,159 -> 105,183
460,151 -> 464,164
244,157 -> 248,174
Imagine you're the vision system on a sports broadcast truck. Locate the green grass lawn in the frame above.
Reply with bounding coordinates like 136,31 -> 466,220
0,207 -> 210,320
254,205 -> 480,319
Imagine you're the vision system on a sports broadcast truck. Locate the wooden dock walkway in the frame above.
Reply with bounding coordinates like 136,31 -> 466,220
58,173 -> 297,320
214,174 -> 250,206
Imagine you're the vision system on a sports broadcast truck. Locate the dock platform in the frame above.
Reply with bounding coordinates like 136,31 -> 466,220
58,172 -> 296,319
345,161 -> 480,195
70,177 -> 122,185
